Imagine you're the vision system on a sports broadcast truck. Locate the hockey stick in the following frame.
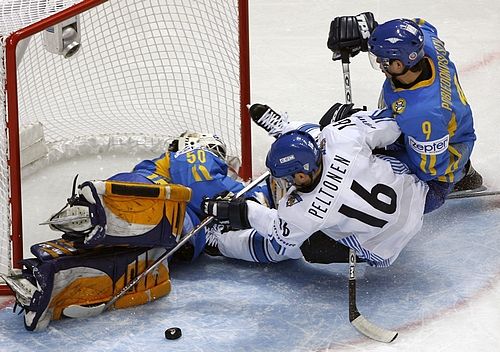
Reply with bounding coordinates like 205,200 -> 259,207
339,51 -> 398,342
447,187 -> 500,199
348,251 -> 398,342
63,171 -> 270,319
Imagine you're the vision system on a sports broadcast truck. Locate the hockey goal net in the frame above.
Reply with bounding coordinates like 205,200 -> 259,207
0,0 -> 251,294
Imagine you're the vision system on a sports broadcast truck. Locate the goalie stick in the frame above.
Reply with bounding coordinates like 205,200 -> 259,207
339,51 -> 398,343
63,171 -> 271,319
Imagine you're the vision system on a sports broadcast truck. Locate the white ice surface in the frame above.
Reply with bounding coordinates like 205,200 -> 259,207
2,0 -> 500,351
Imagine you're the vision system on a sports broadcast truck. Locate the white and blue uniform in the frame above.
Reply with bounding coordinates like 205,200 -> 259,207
226,110 -> 429,267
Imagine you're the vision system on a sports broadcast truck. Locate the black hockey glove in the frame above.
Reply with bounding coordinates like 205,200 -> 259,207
327,12 -> 377,61
201,195 -> 251,230
318,103 -> 365,130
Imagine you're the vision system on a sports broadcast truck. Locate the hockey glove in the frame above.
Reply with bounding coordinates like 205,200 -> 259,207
201,196 -> 251,230
318,103 -> 365,130
327,12 -> 377,60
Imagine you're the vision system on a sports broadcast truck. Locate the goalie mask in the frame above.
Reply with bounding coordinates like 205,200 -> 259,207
169,131 -> 227,159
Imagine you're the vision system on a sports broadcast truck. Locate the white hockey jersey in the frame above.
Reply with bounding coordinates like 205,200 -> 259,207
247,110 -> 429,267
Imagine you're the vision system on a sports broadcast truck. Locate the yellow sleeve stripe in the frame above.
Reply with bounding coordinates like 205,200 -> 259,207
420,154 -> 427,174
419,154 -> 437,175
428,155 -> 437,175
191,165 -> 202,181
448,113 -> 457,138
438,145 -> 462,182
198,165 -> 213,181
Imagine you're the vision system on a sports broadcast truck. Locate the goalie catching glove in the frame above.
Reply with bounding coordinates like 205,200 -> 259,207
201,193 -> 251,230
327,12 -> 377,60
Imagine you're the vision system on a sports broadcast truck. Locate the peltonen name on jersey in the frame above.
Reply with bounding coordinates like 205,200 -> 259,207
307,154 -> 351,220
408,134 -> 449,155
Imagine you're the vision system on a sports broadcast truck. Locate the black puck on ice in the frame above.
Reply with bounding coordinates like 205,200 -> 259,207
165,327 -> 182,340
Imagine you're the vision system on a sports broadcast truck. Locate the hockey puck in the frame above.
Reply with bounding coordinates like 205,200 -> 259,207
165,327 -> 182,340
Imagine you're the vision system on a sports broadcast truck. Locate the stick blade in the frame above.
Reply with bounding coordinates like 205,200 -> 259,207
351,315 -> 398,343
63,303 -> 106,318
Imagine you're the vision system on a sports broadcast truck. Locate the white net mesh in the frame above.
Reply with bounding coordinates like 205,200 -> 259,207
0,37 -> 10,279
0,1 -> 80,36
0,0 -> 247,285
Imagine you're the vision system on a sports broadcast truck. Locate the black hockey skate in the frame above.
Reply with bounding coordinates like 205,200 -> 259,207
452,161 -> 484,193
248,103 -> 288,138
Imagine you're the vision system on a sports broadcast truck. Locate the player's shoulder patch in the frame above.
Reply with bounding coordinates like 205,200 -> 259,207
286,191 -> 303,207
391,98 -> 406,115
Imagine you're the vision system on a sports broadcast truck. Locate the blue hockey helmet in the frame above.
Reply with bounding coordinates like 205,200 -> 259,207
265,130 -> 321,181
368,19 -> 424,68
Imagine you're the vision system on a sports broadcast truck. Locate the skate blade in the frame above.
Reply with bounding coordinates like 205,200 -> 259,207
447,185 -> 489,199
39,214 -> 89,226
1,274 -> 37,306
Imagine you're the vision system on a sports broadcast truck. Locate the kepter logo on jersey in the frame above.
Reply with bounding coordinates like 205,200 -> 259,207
408,134 -> 449,155
391,98 -> 406,114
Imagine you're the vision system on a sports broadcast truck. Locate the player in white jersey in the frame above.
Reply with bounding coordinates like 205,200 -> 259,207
203,104 -> 429,267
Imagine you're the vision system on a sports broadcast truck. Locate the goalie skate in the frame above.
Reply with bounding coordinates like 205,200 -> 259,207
41,205 -> 93,233
1,273 -> 38,307
248,103 -> 288,138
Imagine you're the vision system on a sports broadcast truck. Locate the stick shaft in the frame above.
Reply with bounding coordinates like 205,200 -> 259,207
340,57 -> 397,343
104,171 -> 271,310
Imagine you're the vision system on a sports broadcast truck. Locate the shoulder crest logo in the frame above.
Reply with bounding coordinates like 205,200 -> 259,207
286,191 -> 302,207
391,98 -> 406,114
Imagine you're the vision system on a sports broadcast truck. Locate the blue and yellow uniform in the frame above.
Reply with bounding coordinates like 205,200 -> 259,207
380,19 -> 476,187
131,148 -> 254,217
109,147 -> 267,260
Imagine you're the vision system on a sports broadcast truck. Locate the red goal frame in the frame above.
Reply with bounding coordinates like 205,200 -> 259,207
0,0 -> 252,295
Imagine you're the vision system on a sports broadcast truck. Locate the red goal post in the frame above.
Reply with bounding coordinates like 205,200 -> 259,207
0,0 -> 252,294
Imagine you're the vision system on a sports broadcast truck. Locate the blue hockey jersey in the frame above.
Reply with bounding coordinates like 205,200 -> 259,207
380,19 -> 476,183
132,148 -> 263,218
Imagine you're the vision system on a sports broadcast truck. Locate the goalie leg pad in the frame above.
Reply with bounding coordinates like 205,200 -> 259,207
8,245 -> 171,331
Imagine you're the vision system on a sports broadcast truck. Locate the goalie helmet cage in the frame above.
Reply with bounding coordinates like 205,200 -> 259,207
0,0 -> 252,295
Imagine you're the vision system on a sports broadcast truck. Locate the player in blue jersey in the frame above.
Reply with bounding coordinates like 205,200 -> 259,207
44,132 -> 268,260
7,131 -> 272,331
327,14 -> 483,212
